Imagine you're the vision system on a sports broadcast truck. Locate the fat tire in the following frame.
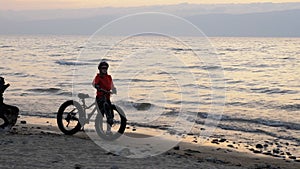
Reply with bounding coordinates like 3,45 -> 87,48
95,105 -> 127,140
57,100 -> 83,135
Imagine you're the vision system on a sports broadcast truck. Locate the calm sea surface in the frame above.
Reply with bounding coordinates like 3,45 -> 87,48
0,35 -> 299,155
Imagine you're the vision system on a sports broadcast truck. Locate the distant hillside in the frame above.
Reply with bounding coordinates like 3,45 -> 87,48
0,9 -> 299,37
187,9 -> 300,37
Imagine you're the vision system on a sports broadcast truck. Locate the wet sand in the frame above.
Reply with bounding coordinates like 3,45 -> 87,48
0,116 -> 299,169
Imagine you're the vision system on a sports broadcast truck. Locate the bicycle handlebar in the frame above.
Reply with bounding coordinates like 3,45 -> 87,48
96,88 -> 113,95
77,88 -> 113,100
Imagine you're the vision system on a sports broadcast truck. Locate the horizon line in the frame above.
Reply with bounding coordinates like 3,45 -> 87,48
1,2 -> 300,12
1,33 -> 299,38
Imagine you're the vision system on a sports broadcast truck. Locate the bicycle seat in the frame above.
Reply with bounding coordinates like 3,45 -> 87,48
78,93 -> 90,99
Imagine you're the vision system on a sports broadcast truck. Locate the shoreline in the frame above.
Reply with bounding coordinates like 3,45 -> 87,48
0,115 -> 299,169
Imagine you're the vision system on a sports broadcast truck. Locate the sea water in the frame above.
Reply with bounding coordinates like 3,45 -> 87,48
0,35 -> 299,156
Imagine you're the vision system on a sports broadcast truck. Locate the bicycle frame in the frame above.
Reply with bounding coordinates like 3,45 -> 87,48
79,95 -> 110,125
79,98 -> 97,124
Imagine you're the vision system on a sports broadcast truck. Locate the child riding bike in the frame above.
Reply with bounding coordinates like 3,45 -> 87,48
92,61 -> 117,127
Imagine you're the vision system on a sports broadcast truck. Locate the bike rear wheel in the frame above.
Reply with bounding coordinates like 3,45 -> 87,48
57,100 -> 83,135
95,105 -> 127,140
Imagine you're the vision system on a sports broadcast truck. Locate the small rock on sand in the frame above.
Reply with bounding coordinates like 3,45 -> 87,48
227,145 -> 234,148
173,145 -> 180,150
211,139 -> 219,144
219,138 -> 226,142
256,144 -> 263,149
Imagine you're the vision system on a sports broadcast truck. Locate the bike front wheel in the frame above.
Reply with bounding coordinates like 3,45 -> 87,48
95,105 -> 127,140
57,100 -> 83,135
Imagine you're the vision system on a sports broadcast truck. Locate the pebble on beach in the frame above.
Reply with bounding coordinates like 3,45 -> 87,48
211,139 -> 219,144
256,144 -> 263,149
173,145 -> 180,150
219,138 -> 227,142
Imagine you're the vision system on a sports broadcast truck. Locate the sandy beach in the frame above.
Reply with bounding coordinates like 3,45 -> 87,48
0,116 -> 299,169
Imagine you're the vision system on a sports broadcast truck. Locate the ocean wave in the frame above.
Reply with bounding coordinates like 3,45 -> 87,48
3,72 -> 34,78
252,64 -> 270,68
86,58 -> 121,63
55,60 -> 91,66
127,122 -> 171,131
114,78 -> 156,83
116,100 -> 154,111
0,45 -> 13,48
208,123 -> 300,142
202,65 -> 222,70
227,100 -> 300,112
197,112 -> 300,130
27,88 -> 61,93
57,91 -> 73,96
13,72 -> 26,77
169,47 -> 193,52
281,57 -> 294,60
76,46 -> 85,49
223,48 -> 238,51
176,65 -> 222,70
227,101 -> 248,106
223,67 -> 247,71
250,87 -> 298,94
49,54 -> 62,57
132,102 -> 152,111
19,112 -> 57,119
280,104 -> 300,111
226,80 -> 244,84
130,78 -> 156,82
130,109 -> 299,141
163,108 -> 180,116
169,47 -> 206,52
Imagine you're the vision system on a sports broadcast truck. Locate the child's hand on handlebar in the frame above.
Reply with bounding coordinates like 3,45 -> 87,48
112,87 -> 117,94
98,88 -> 111,94
94,84 -> 115,94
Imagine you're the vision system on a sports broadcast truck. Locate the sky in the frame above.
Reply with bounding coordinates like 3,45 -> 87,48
1,0 -> 300,10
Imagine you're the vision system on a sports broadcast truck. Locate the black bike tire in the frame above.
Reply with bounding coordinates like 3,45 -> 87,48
57,100 -> 83,135
0,113 -> 9,129
95,105 -> 127,140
